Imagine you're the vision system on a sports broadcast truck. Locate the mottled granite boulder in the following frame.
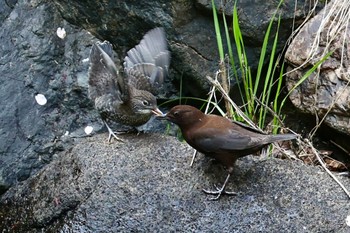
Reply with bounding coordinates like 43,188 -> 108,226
285,1 -> 350,136
1,134 -> 349,232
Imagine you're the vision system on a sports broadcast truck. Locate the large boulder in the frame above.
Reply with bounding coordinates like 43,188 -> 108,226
0,0 -> 100,193
0,133 -> 349,232
285,0 -> 350,137
0,0 -> 324,194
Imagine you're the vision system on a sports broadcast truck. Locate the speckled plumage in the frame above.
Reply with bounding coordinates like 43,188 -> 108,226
88,28 -> 170,140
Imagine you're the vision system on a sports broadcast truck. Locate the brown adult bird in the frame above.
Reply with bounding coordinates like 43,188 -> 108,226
161,105 -> 297,200
88,28 -> 169,141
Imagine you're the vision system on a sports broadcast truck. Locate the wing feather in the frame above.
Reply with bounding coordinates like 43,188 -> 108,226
123,28 -> 170,92
88,41 -> 123,103
189,127 -> 253,153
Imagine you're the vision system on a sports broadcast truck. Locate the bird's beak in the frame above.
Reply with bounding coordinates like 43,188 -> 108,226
152,108 -> 165,117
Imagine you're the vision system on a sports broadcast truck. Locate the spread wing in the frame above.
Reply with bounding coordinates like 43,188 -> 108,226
88,41 -> 125,103
123,27 -> 170,93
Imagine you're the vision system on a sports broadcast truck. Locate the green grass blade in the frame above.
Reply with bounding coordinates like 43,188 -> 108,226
254,0 -> 284,96
211,0 -> 224,60
258,15 -> 281,127
232,4 -> 253,116
272,61 -> 285,134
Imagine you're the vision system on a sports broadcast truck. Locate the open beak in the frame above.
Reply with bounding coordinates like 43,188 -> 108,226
152,108 -> 165,117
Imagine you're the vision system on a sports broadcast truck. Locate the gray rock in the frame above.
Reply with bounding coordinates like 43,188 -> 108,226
285,1 -> 350,136
196,0 -> 323,45
1,133 -> 349,232
0,0 -> 327,197
53,0 -> 324,96
0,0 -> 100,192
1,0 -> 348,230
0,0 -> 17,23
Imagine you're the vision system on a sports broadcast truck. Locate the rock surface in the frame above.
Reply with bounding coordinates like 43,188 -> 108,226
0,0 -> 324,193
2,1 -> 349,231
53,0 -> 323,95
1,133 -> 349,232
285,1 -> 350,137
0,0 -> 101,193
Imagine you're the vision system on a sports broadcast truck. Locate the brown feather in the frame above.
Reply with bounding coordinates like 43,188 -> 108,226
164,105 -> 297,199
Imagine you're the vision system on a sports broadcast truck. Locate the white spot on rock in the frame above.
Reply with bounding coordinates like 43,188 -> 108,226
56,27 -> 66,39
84,126 -> 94,135
35,94 -> 47,106
346,215 -> 350,226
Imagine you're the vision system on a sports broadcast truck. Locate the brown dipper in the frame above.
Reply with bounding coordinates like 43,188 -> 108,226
161,105 -> 296,200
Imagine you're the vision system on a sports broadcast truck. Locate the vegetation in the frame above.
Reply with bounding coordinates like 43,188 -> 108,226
209,0 -> 333,135
160,0 -> 349,197
207,0 -> 349,198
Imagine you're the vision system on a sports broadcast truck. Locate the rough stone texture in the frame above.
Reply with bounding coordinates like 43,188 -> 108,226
0,0 -> 325,193
196,0 -> 321,45
3,1 -> 349,231
0,0 -> 102,192
0,133 -> 349,232
285,1 -> 350,136
53,0 -> 323,96
0,0 -> 17,23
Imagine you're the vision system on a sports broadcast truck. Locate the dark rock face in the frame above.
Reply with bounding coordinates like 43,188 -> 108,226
197,0 -> 322,45
53,0 -> 323,96
0,0 -> 100,192
0,0 -> 17,23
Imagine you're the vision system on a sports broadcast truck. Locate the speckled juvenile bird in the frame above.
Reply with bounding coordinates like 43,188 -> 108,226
161,105 -> 297,200
88,28 -> 169,141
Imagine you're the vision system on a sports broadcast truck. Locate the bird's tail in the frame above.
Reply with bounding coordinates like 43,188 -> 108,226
269,133 -> 297,143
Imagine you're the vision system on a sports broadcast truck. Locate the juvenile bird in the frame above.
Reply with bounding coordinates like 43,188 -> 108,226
88,28 -> 169,141
161,105 -> 297,200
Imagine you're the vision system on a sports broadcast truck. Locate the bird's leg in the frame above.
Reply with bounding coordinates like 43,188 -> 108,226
202,173 -> 237,200
104,121 -> 124,142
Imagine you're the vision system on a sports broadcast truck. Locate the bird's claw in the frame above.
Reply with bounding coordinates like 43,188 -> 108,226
107,130 -> 124,143
203,186 -> 237,201
104,121 -> 124,143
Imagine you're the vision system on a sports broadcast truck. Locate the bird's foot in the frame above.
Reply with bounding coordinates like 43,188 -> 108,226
202,173 -> 236,200
202,185 -> 237,201
104,121 -> 124,143
107,130 -> 124,143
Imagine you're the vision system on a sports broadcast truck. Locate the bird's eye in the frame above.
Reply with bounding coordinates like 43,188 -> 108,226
142,100 -> 149,106
173,111 -> 179,116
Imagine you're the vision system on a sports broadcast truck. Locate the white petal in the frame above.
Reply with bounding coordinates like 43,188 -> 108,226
84,126 -> 94,135
35,94 -> 47,106
56,27 -> 66,39
346,215 -> 350,226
